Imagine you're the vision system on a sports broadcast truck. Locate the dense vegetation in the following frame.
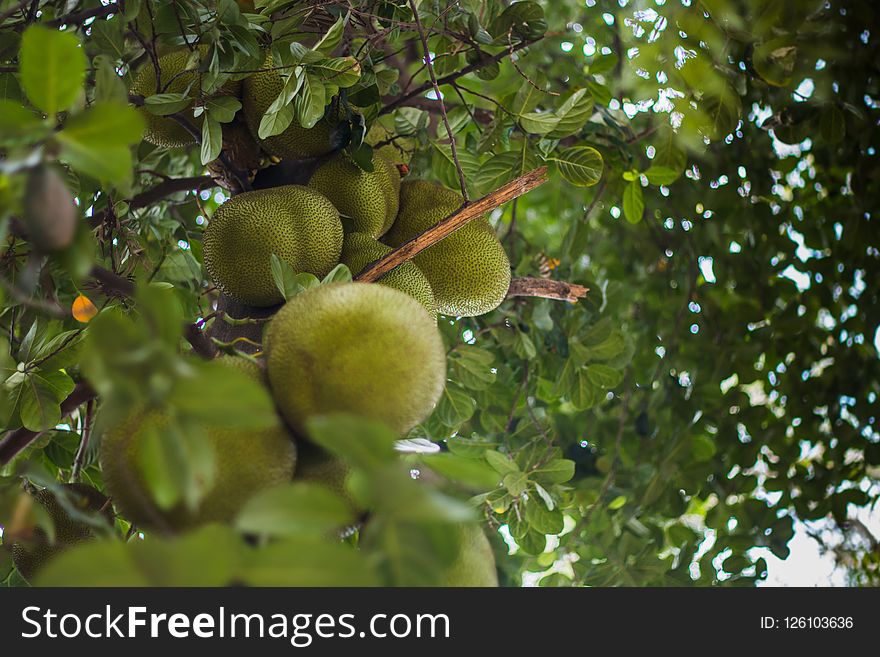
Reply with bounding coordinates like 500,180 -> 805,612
0,0 -> 877,586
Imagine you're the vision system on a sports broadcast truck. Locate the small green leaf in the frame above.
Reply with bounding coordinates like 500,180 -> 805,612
585,363 -> 623,388
644,165 -> 679,186
19,370 -> 75,432
258,104 -> 294,139
533,458 -> 575,484
623,180 -> 644,223
294,72 -> 326,129
204,96 -> 242,123
485,449 -> 520,475
306,413 -> 398,471
235,483 -> 353,536
421,453 -> 500,490
20,26 -> 87,116
61,101 -> 145,145
143,93 -> 192,116
269,253 -> 320,300
312,15 -> 346,55
200,116 -> 222,165
550,146 -> 604,186
321,263 -> 352,284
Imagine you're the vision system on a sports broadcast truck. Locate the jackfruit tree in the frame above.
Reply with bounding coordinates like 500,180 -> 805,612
0,0 -> 878,588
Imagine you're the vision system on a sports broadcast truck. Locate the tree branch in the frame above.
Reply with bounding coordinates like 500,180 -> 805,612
0,382 -> 96,466
44,2 -> 118,28
506,277 -> 588,302
379,38 -> 540,116
88,175 -> 215,228
354,167 -> 549,283
407,0 -> 468,200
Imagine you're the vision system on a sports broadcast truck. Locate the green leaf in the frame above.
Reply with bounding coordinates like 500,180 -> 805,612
421,453 -> 500,490
19,370 -> 75,432
306,413 -> 398,471
235,482 -> 353,536
485,449 -> 520,475
490,2 -> 547,41
519,111 -> 558,135
294,72 -> 326,129
525,498 -> 564,534
143,92 -> 192,116
269,253 -> 319,300
532,458 -> 575,484
200,116 -> 222,165
258,103 -> 294,139
550,146 -> 603,186
311,56 -> 361,90
19,25 -> 86,116
570,369 -> 600,409
394,107 -> 428,135
204,96 -> 242,123
644,165 -> 679,186
94,54 -> 128,104
243,535 -> 379,586
0,100 -> 46,144
623,180 -> 644,223
321,263 -> 352,284
435,383 -> 476,427
549,88 -> 593,138
313,15 -> 346,55
585,363 -> 623,388
60,101 -> 145,145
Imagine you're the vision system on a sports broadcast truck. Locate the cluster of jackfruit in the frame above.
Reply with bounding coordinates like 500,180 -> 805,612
60,48 -> 505,586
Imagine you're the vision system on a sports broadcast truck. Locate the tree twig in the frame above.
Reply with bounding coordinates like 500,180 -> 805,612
355,167 -> 549,282
88,175 -> 215,228
44,2 -> 118,28
380,38 -> 540,115
407,0 -> 468,200
506,277 -> 588,302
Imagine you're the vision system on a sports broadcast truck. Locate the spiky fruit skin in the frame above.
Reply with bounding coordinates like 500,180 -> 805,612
442,524 -> 499,587
243,54 -> 335,159
10,484 -> 113,582
203,185 -> 343,306
308,152 -> 400,237
340,232 -> 436,317
131,48 -> 242,149
101,359 -> 295,532
384,180 -> 511,317
266,283 -> 446,435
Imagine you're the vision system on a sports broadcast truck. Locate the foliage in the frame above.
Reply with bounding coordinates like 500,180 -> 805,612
0,0 -> 878,587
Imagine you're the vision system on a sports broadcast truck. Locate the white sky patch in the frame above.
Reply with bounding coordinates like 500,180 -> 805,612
698,256 -> 716,283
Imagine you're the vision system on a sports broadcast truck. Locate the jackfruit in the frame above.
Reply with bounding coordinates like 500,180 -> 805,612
442,524 -> 499,587
384,180 -> 511,317
340,232 -> 436,317
243,54 -> 337,159
9,484 -> 113,581
100,360 -> 296,532
308,151 -> 400,237
131,48 -> 242,149
266,282 -> 446,435
203,185 -> 343,307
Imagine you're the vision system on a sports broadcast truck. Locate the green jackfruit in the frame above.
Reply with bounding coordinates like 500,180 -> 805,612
442,524 -> 499,587
100,361 -> 296,532
308,151 -> 400,237
10,484 -> 113,582
131,48 -> 242,149
266,282 -> 446,435
384,180 -> 511,317
203,185 -> 343,307
243,54 -> 337,159
340,232 -> 436,317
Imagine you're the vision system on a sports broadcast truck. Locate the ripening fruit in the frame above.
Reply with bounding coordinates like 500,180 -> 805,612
100,359 -> 296,532
203,185 -> 343,306
384,180 -> 511,317
266,283 -> 446,435
243,54 -> 336,159
22,165 -> 77,253
442,524 -> 499,587
130,48 -> 242,149
10,484 -> 114,582
340,232 -> 436,317
308,151 -> 400,237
